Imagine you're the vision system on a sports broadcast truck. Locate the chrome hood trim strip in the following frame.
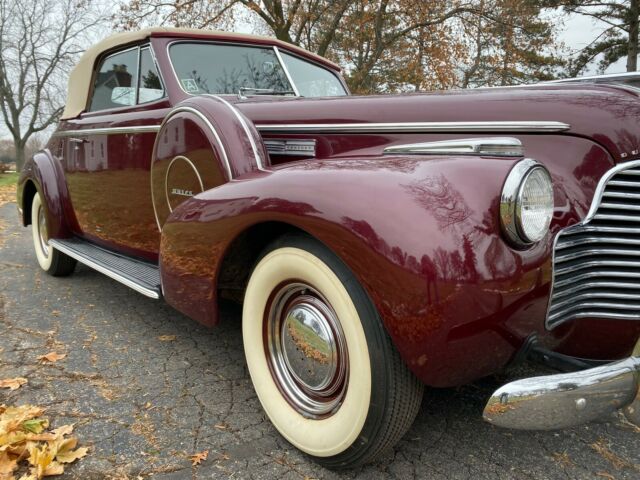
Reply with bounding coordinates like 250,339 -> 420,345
255,121 -> 570,134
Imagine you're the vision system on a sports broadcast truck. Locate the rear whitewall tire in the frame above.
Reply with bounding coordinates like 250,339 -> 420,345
30,192 -> 76,276
242,235 -> 423,468
31,193 -> 53,271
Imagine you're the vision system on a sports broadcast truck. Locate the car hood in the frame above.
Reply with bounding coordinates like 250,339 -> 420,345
235,84 -> 640,164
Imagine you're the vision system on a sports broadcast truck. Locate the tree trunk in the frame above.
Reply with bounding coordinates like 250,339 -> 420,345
628,0 -> 639,71
14,142 -> 26,173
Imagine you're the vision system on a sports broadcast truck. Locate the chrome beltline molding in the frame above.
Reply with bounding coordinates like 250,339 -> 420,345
255,121 -> 571,134
49,239 -> 160,299
53,125 -> 161,137
54,121 -> 571,137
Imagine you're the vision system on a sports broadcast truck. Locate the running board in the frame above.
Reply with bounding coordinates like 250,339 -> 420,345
48,238 -> 161,299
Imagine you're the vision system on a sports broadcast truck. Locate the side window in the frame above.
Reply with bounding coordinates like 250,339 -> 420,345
89,48 -> 138,111
138,47 -> 164,104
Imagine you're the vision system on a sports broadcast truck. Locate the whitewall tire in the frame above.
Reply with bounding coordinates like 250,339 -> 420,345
31,192 -> 76,276
242,234 -> 423,468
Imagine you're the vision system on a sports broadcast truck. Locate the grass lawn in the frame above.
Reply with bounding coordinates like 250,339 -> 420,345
0,172 -> 18,188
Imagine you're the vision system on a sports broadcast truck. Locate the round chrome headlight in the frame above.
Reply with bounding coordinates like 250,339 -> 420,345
500,159 -> 553,247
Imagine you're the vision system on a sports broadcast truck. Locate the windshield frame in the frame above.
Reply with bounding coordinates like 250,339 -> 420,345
167,40 -> 348,98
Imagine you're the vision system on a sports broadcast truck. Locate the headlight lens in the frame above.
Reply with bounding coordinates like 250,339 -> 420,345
501,159 -> 553,246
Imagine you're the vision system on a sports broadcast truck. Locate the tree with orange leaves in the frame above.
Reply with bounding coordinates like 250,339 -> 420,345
113,0 -> 565,93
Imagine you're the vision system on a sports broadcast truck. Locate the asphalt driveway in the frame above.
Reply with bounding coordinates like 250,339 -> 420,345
0,200 -> 639,479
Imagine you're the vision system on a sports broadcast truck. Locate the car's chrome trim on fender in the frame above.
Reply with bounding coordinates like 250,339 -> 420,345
383,137 -> 524,156
264,139 -> 317,157
150,105 -> 233,232
483,354 -> 640,430
255,121 -> 571,134
53,125 -> 161,137
203,94 -> 268,171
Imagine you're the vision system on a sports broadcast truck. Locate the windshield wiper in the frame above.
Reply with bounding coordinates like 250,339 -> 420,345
238,87 -> 296,99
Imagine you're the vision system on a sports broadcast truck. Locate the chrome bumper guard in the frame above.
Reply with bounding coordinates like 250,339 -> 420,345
483,350 -> 640,430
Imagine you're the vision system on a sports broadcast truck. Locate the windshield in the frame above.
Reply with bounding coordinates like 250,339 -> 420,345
280,52 -> 346,97
169,42 -> 347,97
170,43 -> 294,95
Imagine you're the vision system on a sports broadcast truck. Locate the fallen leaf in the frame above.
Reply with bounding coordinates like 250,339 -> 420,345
596,473 -> 615,480
0,378 -> 27,390
51,425 -> 73,437
22,418 -> 49,434
37,352 -> 66,363
189,450 -> 208,466
591,439 -> 634,470
0,406 -> 88,478
0,451 -> 18,476
157,335 -> 176,342
56,445 -> 88,464
27,442 -> 58,478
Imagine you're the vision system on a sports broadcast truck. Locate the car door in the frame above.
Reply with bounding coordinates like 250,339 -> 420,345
64,45 -> 170,261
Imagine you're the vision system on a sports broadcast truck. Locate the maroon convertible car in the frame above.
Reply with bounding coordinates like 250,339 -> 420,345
17,28 -> 640,468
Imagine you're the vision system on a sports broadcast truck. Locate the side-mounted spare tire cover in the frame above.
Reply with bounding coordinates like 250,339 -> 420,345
150,95 -> 269,229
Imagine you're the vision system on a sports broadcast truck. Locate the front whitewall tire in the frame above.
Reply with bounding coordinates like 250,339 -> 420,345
243,246 -> 372,457
242,234 -> 423,468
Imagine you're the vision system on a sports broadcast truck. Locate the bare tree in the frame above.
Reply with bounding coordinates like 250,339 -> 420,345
457,0 -> 565,88
0,0 -> 108,171
557,0 -> 639,75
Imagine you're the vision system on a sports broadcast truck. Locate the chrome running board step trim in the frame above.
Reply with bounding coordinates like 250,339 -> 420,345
49,238 -> 161,299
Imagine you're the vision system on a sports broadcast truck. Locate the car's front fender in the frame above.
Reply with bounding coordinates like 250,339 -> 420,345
159,154 -> 555,386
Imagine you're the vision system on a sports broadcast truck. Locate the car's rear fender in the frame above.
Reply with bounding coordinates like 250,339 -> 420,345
18,149 -> 78,238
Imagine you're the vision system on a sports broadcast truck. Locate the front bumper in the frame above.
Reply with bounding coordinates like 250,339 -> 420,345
483,341 -> 640,430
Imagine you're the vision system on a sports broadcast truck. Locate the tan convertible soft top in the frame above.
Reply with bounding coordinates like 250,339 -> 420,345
61,27 -> 341,120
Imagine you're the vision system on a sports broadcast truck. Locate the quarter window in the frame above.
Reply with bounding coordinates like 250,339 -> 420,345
89,48 -> 139,111
280,52 -> 347,97
138,47 -> 164,104
88,46 -> 165,112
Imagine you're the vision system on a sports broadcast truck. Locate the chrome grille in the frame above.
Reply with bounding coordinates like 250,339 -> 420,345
547,160 -> 640,328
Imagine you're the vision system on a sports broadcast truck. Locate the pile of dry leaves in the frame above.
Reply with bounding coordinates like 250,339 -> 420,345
0,404 -> 87,479
0,183 -> 16,207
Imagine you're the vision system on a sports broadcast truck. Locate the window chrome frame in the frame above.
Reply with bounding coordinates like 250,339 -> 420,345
167,39 -> 298,97
275,48 -> 349,96
137,45 -> 167,106
84,43 -> 168,116
166,39 -> 348,98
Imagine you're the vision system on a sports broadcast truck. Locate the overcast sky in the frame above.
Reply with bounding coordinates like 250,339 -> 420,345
0,9 -> 632,141
557,11 -> 627,75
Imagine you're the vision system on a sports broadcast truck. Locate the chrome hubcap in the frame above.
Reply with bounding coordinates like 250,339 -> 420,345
267,283 -> 348,418
37,205 -> 49,257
